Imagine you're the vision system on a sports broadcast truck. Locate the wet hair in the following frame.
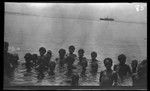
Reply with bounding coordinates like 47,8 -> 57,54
69,45 -> 75,50
141,59 -> 147,65
39,47 -> 46,53
104,58 -> 113,65
47,50 -> 52,55
91,52 -> 97,58
78,49 -> 84,54
24,53 -> 32,59
118,54 -> 126,61
59,49 -> 66,54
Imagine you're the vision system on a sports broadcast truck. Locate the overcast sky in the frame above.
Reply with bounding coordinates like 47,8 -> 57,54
4,3 -> 147,64
5,3 -> 147,22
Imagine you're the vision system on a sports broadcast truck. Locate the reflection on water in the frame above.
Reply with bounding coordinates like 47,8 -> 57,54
10,61 -> 100,86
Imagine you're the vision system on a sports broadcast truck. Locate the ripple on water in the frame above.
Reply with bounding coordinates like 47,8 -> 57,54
10,63 -> 133,86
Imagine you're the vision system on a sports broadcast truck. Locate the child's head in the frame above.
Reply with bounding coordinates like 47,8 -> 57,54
4,42 -> 9,52
13,53 -> 19,61
140,59 -> 147,67
91,52 -> 97,59
24,53 -> 32,61
118,54 -> 126,65
39,47 -> 46,56
69,45 -> 75,54
78,49 -> 84,58
47,50 -> 52,58
104,58 -> 113,70
131,60 -> 138,68
59,49 -> 66,58
32,54 -> 38,60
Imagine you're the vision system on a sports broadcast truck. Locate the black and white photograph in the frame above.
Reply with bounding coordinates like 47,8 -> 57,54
4,2 -> 147,90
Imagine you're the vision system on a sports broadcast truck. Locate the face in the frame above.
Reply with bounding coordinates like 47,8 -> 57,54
40,50 -> 46,56
25,54 -> 32,61
91,53 -> 97,59
104,60 -> 112,69
69,48 -> 74,54
33,55 -> 38,60
119,58 -> 126,65
78,52 -> 84,57
59,52 -> 65,58
131,61 -> 138,68
47,52 -> 52,58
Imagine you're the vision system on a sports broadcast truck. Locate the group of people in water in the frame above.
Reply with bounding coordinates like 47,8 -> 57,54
4,41 -> 147,88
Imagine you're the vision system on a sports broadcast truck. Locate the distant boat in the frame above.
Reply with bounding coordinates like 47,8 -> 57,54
100,17 -> 114,21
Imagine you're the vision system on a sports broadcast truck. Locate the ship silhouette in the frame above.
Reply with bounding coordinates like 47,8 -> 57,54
100,17 -> 114,21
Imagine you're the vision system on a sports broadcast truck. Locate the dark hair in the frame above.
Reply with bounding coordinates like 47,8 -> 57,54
91,51 -> 97,57
78,49 -> 84,54
59,49 -> 66,54
69,45 -> 75,50
39,47 -> 46,53
104,58 -> 113,65
141,59 -> 147,65
47,50 -> 52,54
118,54 -> 126,61
24,53 -> 32,59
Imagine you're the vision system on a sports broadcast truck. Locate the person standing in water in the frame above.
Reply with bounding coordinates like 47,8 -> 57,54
77,49 -> 87,77
36,47 -> 47,82
113,54 -> 132,86
90,52 -> 98,76
46,50 -> 56,76
99,58 -> 118,87
56,49 -> 67,73
65,45 -> 77,77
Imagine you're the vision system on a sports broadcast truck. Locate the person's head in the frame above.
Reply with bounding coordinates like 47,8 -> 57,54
46,50 -> 52,58
131,60 -> 138,68
69,45 -> 75,54
140,59 -> 147,67
91,52 -> 97,59
59,49 -> 66,58
78,49 -> 84,58
4,42 -> 9,52
13,53 -> 19,61
39,47 -> 46,56
24,53 -> 32,61
104,58 -> 113,70
118,54 -> 126,65
32,54 -> 38,60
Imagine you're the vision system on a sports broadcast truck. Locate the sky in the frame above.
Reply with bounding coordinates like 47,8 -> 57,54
4,3 -> 147,66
